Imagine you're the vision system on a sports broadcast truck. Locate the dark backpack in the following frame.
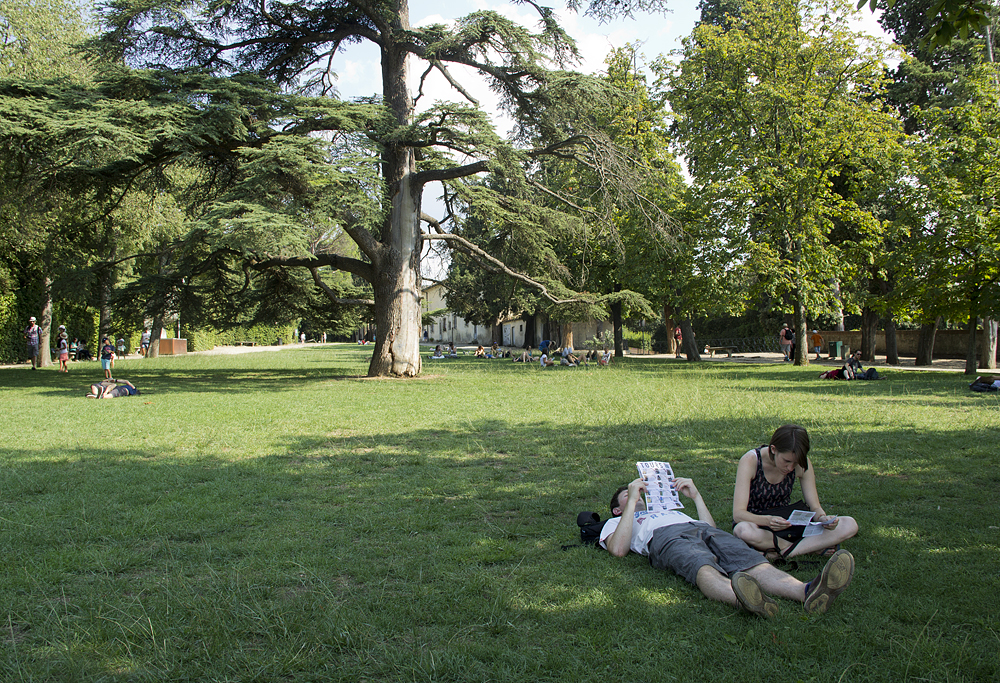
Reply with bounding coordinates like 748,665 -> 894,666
576,511 -> 605,548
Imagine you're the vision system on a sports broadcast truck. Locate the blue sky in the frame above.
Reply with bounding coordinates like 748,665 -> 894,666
333,0 -> 889,104
326,0 -> 889,277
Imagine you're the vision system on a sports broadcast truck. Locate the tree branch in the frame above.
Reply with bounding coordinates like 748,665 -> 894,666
413,160 -> 489,185
421,230 -> 587,305
309,267 -> 375,305
430,59 -> 480,106
250,252 -> 375,283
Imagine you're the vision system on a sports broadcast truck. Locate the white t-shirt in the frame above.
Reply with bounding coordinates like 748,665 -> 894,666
539,353 -> 549,366
599,510 -> 695,556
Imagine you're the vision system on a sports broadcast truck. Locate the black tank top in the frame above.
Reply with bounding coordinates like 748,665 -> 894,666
747,447 -> 795,514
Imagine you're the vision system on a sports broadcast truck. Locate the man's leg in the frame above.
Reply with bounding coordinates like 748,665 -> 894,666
694,565 -> 739,606
692,566 -> 779,617
745,562 -> 807,601
746,550 -> 855,614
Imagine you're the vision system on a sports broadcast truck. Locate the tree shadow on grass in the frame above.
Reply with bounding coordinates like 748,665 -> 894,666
2,414 -> 998,681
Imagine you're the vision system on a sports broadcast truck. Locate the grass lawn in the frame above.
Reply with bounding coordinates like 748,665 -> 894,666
1,346 -> 998,682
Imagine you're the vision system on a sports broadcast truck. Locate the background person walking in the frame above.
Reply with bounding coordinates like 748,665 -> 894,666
778,323 -> 794,361
23,316 -> 40,370
56,326 -> 70,372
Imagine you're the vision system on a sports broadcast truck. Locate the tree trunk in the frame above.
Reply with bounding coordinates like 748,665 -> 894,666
885,317 -> 899,365
612,298 -> 624,357
965,314 -> 979,375
915,317 -> 939,366
860,306 -> 878,361
38,276 -> 53,368
523,312 -> 536,349
679,318 -> 701,361
980,317 -> 998,369
365,6 -> 423,377
828,278 -> 845,331
368,239 -> 422,377
147,316 -> 164,359
663,304 -> 678,355
561,322 -> 574,351
98,267 -> 113,348
793,297 -> 808,366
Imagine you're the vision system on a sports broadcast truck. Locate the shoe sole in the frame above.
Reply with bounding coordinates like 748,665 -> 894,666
732,572 -> 779,618
805,549 -> 855,614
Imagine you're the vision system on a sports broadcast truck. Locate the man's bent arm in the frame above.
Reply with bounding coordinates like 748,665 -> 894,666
675,478 -> 716,528
605,478 -> 644,557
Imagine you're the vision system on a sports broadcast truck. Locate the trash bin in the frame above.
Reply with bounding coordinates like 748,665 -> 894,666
828,341 -> 842,358
841,345 -> 850,360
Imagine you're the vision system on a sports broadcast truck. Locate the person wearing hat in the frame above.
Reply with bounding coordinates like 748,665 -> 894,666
809,330 -> 825,360
56,326 -> 71,372
23,316 -> 40,370
778,323 -> 794,362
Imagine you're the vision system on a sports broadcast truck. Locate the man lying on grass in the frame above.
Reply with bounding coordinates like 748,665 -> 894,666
85,379 -> 140,399
601,475 -> 854,617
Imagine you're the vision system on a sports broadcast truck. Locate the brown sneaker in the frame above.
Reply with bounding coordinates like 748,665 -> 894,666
732,571 -> 779,618
804,549 -> 855,614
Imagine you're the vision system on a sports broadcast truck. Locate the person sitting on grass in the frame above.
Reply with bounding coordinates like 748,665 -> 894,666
431,345 -> 445,359
513,344 -> 532,363
474,345 -> 486,358
539,350 -> 555,367
732,424 -> 859,562
447,342 -> 458,358
85,379 -> 140,399
76,342 -> 93,361
599,348 -> 612,366
602,474 -> 855,617
845,350 -> 880,380
560,345 -> 579,366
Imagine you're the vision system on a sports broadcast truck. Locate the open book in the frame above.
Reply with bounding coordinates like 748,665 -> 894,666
636,461 -> 684,511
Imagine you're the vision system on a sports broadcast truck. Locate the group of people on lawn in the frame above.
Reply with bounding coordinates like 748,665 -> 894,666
432,340 -> 612,367
22,315 -> 146,399
536,340 -> 611,367
601,424 -> 859,618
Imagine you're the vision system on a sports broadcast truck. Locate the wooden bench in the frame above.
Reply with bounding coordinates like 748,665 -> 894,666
235,341 -> 256,347
706,346 -> 736,358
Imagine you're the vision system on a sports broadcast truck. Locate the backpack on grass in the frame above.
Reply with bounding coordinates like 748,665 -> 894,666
576,511 -> 605,548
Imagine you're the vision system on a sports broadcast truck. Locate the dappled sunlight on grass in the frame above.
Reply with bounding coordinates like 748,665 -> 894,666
1,346 -> 998,681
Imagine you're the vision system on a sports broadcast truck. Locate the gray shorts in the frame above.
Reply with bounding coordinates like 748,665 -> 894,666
647,522 -> 767,586
26,344 -> 38,358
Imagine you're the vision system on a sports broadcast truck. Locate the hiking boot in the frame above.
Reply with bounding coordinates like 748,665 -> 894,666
804,549 -> 855,614
732,571 -> 779,618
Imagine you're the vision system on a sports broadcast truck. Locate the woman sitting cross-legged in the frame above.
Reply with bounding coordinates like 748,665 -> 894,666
732,424 -> 858,562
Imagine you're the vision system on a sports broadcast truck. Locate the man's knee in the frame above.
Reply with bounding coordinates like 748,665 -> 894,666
695,564 -> 728,586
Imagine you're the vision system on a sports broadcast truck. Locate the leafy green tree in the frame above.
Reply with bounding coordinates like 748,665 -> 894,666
668,0 -> 902,365
0,0 -> 93,364
861,0 -> 994,49
56,0 -> 671,377
908,68 -> 1000,373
